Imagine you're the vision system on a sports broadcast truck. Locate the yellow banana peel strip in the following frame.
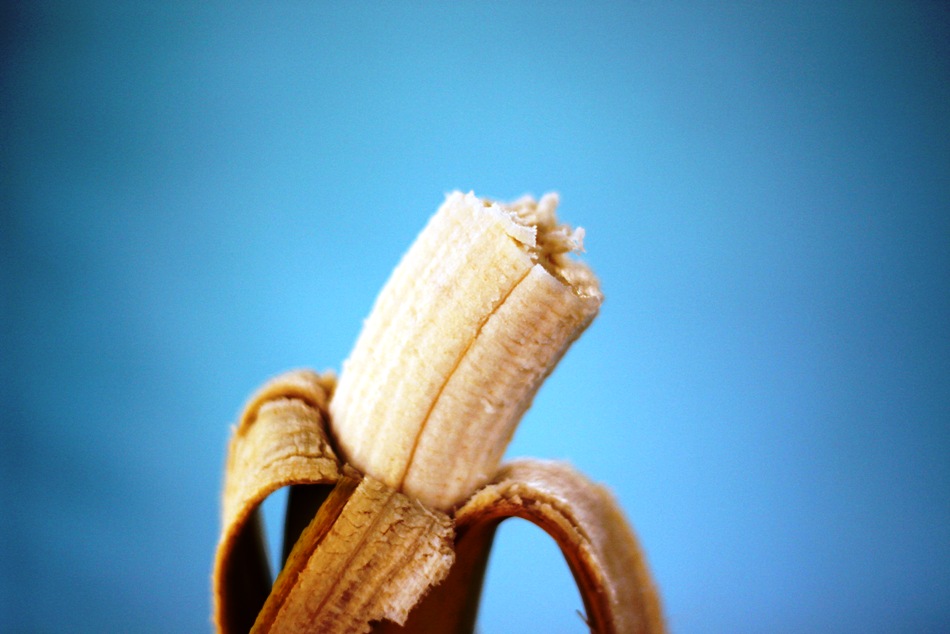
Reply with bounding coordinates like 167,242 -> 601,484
253,474 -> 454,634
213,370 -> 455,634
214,370 -> 341,633
375,460 -> 664,634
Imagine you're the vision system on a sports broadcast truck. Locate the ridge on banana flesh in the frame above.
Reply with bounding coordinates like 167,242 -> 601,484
330,191 -> 603,511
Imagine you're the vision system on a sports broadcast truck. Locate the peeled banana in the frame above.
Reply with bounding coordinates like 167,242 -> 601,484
330,191 -> 602,510
212,192 -> 663,633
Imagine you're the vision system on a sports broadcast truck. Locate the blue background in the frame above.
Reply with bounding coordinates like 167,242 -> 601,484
3,2 -> 948,632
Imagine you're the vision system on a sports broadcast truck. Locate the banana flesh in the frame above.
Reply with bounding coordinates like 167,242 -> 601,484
330,191 -> 603,510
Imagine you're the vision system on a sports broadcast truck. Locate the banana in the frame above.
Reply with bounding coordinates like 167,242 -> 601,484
330,191 -> 603,511
213,192 -> 663,633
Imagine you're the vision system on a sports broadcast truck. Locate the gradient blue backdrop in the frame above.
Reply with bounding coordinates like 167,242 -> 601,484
3,2 -> 948,632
